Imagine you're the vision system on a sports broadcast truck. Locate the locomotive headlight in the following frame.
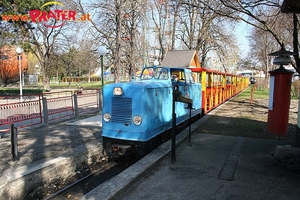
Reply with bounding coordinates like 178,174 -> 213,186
113,87 -> 123,96
103,113 -> 111,122
133,115 -> 142,125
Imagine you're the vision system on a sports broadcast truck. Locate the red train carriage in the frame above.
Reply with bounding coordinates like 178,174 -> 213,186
191,68 -> 249,114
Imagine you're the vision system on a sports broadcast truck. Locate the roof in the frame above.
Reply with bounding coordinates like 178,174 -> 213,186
281,0 -> 300,13
160,50 -> 201,68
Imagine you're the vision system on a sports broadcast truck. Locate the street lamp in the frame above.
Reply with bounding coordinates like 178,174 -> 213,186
97,46 -> 107,107
35,64 -> 39,84
15,46 -> 23,102
268,46 -> 294,66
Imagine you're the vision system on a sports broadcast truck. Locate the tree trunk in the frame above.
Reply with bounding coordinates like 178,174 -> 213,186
43,72 -> 50,91
293,13 -> 300,74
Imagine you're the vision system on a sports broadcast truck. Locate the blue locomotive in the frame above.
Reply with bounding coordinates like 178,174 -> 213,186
102,66 -> 202,156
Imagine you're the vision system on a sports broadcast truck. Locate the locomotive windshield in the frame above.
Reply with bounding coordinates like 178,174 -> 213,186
140,67 -> 169,80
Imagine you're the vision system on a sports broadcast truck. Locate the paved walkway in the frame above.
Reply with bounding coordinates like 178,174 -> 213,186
81,103 -> 300,200
0,114 -> 102,195
0,114 -> 102,173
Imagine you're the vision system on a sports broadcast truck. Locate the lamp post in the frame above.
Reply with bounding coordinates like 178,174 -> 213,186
153,59 -> 159,66
97,46 -> 107,107
35,64 -> 39,71
15,47 -> 23,102
35,64 -> 39,84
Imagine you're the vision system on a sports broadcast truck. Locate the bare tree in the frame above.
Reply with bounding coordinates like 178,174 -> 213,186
195,0 -> 300,72
150,0 -> 172,61
169,0 -> 183,50
121,1 -> 144,78
29,24 -> 65,90
197,1 -> 283,44
73,40 -> 100,81
247,14 -> 287,87
75,0 -> 128,83
175,0 -> 239,70
73,0 -> 150,82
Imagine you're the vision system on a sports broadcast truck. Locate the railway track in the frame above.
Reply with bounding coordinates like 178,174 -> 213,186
25,114 -> 197,200
25,156 -> 139,200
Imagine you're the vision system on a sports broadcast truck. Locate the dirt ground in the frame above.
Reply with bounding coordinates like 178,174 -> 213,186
196,95 -> 298,145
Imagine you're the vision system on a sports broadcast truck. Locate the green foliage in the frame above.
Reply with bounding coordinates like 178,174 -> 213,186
0,88 -> 43,95
0,0 -> 52,45
1,0 -> 51,14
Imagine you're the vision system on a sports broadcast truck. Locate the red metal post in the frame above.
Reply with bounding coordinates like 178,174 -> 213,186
267,66 -> 294,136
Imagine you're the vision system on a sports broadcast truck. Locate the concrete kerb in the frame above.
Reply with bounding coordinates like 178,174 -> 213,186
0,140 -> 105,200
275,145 -> 300,159
80,109 -> 217,200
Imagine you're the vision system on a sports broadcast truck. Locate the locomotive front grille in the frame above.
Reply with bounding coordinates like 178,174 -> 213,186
111,97 -> 132,123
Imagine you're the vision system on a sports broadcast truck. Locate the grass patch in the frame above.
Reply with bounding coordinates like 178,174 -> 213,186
237,86 -> 269,100
49,82 -> 101,89
237,85 -> 298,100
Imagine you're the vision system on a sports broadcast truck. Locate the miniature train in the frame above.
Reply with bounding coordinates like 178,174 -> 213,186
101,66 -> 249,157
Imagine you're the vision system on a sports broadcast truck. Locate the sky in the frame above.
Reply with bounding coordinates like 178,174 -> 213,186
235,21 -> 251,58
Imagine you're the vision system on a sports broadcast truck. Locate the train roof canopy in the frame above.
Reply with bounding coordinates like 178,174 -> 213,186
160,50 -> 201,69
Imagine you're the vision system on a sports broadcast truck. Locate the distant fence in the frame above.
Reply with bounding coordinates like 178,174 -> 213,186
76,90 -> 100,114
0,96 -> 42,133
104,74 -> 130,82
59,75 -> 131,83
60,77 -> 100,82
0,89 -> 101,135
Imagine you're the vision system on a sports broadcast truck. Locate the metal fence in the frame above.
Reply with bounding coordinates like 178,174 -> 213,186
76,90 -> 100,114
105,74 -> 131,82
0,89 -> 101,136
46,95 -> 74,121
0,97 -> 42,132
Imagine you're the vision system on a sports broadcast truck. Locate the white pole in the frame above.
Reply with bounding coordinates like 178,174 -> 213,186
18,55 -> 23,102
